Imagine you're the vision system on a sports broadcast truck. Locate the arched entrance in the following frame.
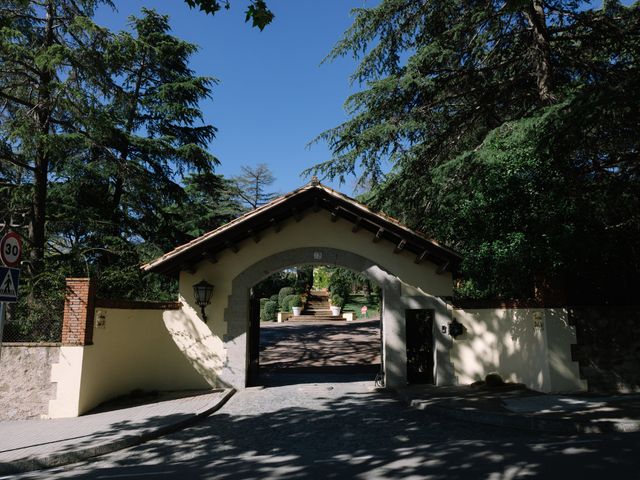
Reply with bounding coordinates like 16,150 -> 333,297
143,180 -> 461,391
224,248 -> 392,387
221,247 -> 454,389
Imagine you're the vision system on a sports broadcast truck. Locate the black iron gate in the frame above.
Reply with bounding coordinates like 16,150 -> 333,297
247,297 -> 260,386
405,309 -> 434,384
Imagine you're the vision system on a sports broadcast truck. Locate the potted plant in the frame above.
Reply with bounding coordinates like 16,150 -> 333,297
291,295 -> 303,316
329,294 -> 344,316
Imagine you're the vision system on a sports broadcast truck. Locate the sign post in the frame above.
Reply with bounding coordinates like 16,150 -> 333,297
0,231 -> 22,360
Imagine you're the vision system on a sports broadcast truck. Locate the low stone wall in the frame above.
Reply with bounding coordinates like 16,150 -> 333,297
0,344 -> 60,420
570,306 -> 640,392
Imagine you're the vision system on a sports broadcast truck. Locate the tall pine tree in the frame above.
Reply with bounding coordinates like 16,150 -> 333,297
311,0 -> 640,301
0,0 -> 110,275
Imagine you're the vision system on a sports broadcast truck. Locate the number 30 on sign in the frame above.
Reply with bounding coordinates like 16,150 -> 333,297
0,232 -> 22,268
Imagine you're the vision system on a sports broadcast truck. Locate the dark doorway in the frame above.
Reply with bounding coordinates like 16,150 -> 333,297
405,309 -> 434,384
247,297 -> 261,387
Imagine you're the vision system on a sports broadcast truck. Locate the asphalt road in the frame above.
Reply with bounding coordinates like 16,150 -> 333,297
7,374 -> 640,480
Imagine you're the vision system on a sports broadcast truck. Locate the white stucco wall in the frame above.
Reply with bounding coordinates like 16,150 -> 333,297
49,307 -> 211,418
451,307 -> 586,393
176,210 -> 454,388
49,346 -> 85,418
545,308 -> 588,392
180,211 -> 452,328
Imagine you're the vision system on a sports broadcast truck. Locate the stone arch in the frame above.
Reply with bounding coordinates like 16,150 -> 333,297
220,247 -> 454,389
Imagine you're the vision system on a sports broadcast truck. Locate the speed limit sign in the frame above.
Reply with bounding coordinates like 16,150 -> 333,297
0,232 -> 22,268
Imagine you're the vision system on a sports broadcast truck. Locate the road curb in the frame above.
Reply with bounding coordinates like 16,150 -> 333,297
0,388 -> 236,475
396,392 -> 640,435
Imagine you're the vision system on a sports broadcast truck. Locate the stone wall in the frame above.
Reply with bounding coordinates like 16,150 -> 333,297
570,307 -> 640,392
0,344 -> 60,420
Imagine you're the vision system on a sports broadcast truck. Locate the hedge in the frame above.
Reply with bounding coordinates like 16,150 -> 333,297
263,300 -> 278,321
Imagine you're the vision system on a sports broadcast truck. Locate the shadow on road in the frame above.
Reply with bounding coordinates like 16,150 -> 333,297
21,379 -> 640,480
258,366 -> 381,387
259,319 -> 381,370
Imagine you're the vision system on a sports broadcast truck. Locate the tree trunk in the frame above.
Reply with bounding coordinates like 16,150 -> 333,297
28,0 -> 55,273
110,59 -> 146,234
524,0 -> 555,105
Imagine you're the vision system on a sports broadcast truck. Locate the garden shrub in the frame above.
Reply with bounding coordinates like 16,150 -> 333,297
330,294 -> 345,309
328,268 -> 352,301
263,300 -> 278,321
278,287 -> 295,309
485,372 -> 505,387
259,298 -> 270,321
281,294 -> 299,312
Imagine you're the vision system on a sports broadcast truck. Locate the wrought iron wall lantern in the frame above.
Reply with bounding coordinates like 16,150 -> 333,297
193,280 -> 214,322
448,318 -> 466,339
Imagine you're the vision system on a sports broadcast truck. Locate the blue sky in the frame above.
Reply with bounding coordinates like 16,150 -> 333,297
95,1 -> 626,197
95,1 -> 377,196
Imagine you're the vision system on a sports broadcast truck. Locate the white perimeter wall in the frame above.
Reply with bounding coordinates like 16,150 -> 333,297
451,307 -> 586,393
49,307 -> 211,418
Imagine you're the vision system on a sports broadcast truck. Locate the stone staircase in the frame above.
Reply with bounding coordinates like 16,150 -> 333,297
289,290 -> 344,321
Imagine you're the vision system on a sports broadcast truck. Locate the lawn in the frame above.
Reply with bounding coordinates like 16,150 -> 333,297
344,293 -> 380,319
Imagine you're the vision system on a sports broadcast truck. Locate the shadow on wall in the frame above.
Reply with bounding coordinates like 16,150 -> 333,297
570,306 -> 640,392
449,308 -> 581,392
163,299 -> 225,388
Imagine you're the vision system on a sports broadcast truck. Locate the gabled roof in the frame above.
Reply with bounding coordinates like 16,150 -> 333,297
142,179 -> 461,275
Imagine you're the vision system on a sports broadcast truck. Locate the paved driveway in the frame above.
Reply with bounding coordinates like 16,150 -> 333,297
8,374 -> 640,479
259,319 -> 381,370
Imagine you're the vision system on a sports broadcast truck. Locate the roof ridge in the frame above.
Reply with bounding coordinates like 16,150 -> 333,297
142,180 -> 461,273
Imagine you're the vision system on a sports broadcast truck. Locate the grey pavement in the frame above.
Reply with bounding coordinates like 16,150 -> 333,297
261,320 -> 640,434
396,384 -> 640,434
5,372 -> 640,479
2,319 -> 639,477
0,388 -> 234,474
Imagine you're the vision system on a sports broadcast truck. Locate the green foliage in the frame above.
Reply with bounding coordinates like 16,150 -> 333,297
327,267 -> 364,301
0,4 -> 246,339
330,294 -> 345,309
312,266 -> 331,289
259,298 -> 270,321
165,172 -> 245,242
262,300 -> 278,321
252,271 -> 296,299
343,293 -> 380,318
9,269 -> 67,342
290,295 -> 303,308
0,0 -> 113,273
184,0 -> 274,30
313,0 -> 640,302
278,287 -> 295,309
281,294 -> 299,312
269,294 -> 279,303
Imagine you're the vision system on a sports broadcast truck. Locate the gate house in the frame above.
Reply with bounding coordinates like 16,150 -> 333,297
143,179 -> 461,389
30,180 -> 584,418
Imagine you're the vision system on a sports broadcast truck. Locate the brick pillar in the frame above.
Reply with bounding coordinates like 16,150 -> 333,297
62,278 -> 96,346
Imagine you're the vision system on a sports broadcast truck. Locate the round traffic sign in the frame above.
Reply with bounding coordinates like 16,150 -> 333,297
361,305 -> 368,314
1,232 -> 22,267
